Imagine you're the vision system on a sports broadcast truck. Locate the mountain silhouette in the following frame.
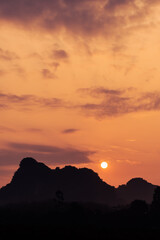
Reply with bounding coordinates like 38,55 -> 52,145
0,157 -> 157,206
0,157 -> 116,205
117,177 -> 157,204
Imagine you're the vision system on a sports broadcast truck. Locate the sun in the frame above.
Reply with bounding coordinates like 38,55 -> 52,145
101,162 -> 108,169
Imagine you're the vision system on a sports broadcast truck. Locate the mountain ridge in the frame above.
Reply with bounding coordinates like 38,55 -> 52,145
0,157 -> 157,206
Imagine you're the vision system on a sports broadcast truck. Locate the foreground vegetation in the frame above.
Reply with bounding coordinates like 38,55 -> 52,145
0,189 -> 160,240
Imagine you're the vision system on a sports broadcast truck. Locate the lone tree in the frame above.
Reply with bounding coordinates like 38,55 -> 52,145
151,186 -> 160,212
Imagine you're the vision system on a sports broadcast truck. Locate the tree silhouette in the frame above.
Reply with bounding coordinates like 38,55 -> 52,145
56,190 -> 64,203
153,186 -> 160,202
151,186 -> 160,212
130,200 -> 148,215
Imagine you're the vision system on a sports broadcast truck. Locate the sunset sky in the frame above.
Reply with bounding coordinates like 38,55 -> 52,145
1,0 -> 160,188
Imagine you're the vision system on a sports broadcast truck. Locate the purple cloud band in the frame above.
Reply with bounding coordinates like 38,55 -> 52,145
0,142 -> 94,167
0,0 -> 158,36
78,87 -> 160,118
2,87 -> 160,117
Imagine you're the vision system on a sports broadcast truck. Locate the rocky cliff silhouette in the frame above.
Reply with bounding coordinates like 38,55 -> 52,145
0,157 -> 157,206
0,157 -> 116,205
117,178 -> 157,205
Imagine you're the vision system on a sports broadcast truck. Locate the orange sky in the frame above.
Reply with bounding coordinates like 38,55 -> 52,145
1,0 -> 160,188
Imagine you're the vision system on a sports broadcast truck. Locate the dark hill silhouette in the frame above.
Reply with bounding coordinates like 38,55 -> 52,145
0,157 -> 116,205
117,177 -> 157,204
0,158 -> 158,206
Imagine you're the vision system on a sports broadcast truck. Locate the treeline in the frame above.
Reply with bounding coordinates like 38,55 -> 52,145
0,187 -> 160,239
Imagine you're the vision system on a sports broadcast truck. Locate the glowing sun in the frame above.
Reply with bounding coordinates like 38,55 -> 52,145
101,162 -> 108,169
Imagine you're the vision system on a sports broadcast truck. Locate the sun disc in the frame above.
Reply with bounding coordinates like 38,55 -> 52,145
101,161 -> 108,169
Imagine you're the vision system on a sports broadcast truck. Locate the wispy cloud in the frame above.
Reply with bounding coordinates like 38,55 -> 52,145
2,87 -> 160,118
0,126 -> 15,133
25,128 -> 43,133
0,92 -> 65,110
78,87 -> 160,118
41,68 -> 56,79
0,142 -> 95,166
62,128 -> 79,134
0,48 -> 19,61
52,49 -> 69,60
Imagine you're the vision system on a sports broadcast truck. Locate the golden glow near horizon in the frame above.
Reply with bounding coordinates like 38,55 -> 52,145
1,0 -> 160,188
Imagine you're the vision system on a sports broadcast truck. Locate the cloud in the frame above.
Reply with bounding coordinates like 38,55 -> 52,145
62,128 -> 79,134
2,88 -> 160,118
0,92 -> 35,103
0,0 -> 158,38
78,87 -> 123,97
41,68 -> 56,79
105,0 -> 159,11
0,91 -> 65,110
0,142 -> 94,166
116,159 -> 141,165
0,126 -> 15,133
52,62 -> 60,70
25,128 -> 43,133
78,87 -> 160,118
0,104 -> 8,109
52,50 -> 69,60
0,48 -> 19,61
105,0 -> 134,11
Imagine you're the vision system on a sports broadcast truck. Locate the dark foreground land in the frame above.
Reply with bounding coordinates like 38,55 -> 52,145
1,198 -> 160,239
0,158 -> 160,239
